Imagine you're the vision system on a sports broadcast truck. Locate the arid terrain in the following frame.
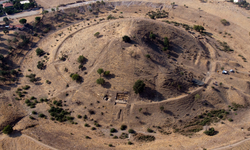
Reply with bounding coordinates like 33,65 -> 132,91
1,0 -> 250,150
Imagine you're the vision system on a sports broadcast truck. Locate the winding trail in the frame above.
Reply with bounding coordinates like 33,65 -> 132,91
212,138 -> 250,150
22,134 -> 58,150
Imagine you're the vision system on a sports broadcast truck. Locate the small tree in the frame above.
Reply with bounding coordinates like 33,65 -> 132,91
2,125 -> 13,134
128,129 -> 135,133
133,80 -> 145,94
96,78 -> 105,85
149,32 -> 156,39
0,54 -> 4,60
110,128 -> 116,133
3,28 -> 9,35
3,17 -> 9,25
37,61 -> 44,69
164,37 -> 169,49
97,68 -> 104,76
204,127 -> 215,136
35,17 -> 41,23
160,106 -> 164,112
193,25 -> 205,33
36,48 -> 44,56
145,54 -> 151,59
51,8 -> 55,12
122,35 -> 131,43
120,125 -> 127,130
77,55 -> 86,64
94,32 -> 100,38
104,71 -> 110,76
19,19 -> 27,24
220,19 -> 229,26
13,37 -> 18,43
72,74 -> 80,81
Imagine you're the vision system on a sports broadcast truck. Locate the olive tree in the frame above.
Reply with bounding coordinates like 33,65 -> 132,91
133,80 -> 145,94
19,18 -> 27,24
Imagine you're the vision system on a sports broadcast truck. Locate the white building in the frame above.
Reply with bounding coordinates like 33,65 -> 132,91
234,0 -> 243,3
20,0 -> 30,4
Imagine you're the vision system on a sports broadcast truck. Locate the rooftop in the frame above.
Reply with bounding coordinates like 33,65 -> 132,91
2,2 -> 13,8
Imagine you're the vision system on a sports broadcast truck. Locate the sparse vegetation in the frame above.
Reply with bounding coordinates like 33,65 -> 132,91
204,127 -> 215,136
94,32 -> 100,37
193,25 -> 205,33
146,10 -> 168,19
221,19 -> 230,26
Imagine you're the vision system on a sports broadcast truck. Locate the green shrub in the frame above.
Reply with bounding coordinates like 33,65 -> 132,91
107,14 -> 115,20
128,129 -> 135,133
193,25 -> 205,33
71,74 -> 81,81
19,18 -> 27,24
23,85 -> 30,90
94,32 -> 100,37
97,68 -> 104,76
133,80 -> 145,94
220,19 -> 229,26
204,127 -> 215,136
147,128 -> 153,133
164,37 -> 169,48
128,141 -> 133,145
39,113 -> 45,118
2,125 -> 13,134
145,54 -> 150,59
32,111 -> 37,114
120,125 -> 127,130
113,136 -> 118,139
36,48 -> 44,56
96,78 -> 105,85
37,61 -> 44,69
110,128 -> 116,133
104,71 -> 110,76
122,35 -> 131,43
77,55 -> 86,64
149,32 -> 156,39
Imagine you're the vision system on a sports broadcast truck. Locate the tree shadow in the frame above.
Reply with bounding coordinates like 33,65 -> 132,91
169,43 -> 183,54
9,130 -> 22,138
142,112 -> 151,116
104,74 -> 115,80
102,81 -> 111,89
202,100 -> 215,108
163,110 -> 174,116
140,87 -> 165,101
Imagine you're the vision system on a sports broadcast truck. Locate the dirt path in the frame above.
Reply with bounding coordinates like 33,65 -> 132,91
212,138 -> 250,150
22,134 -> 58,150
0,134 -> 58,150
